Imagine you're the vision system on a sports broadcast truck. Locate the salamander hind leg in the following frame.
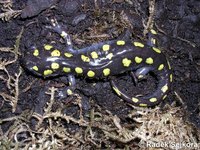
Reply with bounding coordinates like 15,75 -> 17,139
130,67 -> 152,86
135,66 -> 153,80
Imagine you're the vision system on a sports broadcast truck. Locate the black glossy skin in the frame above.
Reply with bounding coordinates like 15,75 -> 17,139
21,24 -> 172,107
22,41 -> 168,77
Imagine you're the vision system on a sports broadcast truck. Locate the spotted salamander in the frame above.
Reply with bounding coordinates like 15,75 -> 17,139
21,19 -> 172,107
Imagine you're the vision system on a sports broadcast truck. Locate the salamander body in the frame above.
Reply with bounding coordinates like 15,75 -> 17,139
21,21 -> 172,107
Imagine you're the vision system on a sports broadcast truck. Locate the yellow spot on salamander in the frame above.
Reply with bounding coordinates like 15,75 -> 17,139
102,44 -> 110,51
150,29 -> 157,35
32,66 -> 38,71
139,103 -> 147,107
64,52 -> 73,58
51,62 -> 60,70
161,84 -> 168,93
87,70 -> 95,77
81,55 -> 90,62
135,56 -> 143,63
151,38 -> 156,45
75,67 -> 83,74
167,60 -> 171,70
116,40 -> 125,45
103,68 -> 110,76
122,58 -> 131,67
67,89 -> 73,95
152,47 -> 161,53
63,67 -> 71,73
44,69 -> 53,76
149,98 -> 157,102
112,86 -> 121,96
61,31 -> 67,37
33,49 -> 39,56
44,44 -> 53,50
133,42 -> 144,48
145,57 -> 154,64
170,74 -> 173,82
91,51 -> 98,59
158,64 -> 164,70
138,75 -> 144,79
162,95 -> 167,100
132,97 -> 139,103
51,50 -> 61,56
107,53 -> 113,60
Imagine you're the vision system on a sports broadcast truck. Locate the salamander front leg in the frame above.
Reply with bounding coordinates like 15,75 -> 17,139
117,29 -> 132,41
67,75 -> 76,90
46,18 -> 76,53
146,29 -> 159,47
57,75 -> 76,99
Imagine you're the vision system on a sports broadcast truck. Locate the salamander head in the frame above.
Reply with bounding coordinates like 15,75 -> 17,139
21,45 -> 67,78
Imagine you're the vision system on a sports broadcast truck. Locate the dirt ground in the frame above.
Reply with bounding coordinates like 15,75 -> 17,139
0,0 -> 200,149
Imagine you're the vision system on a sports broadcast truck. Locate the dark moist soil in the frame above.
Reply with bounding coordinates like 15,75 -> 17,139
0,0 -> 200,147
